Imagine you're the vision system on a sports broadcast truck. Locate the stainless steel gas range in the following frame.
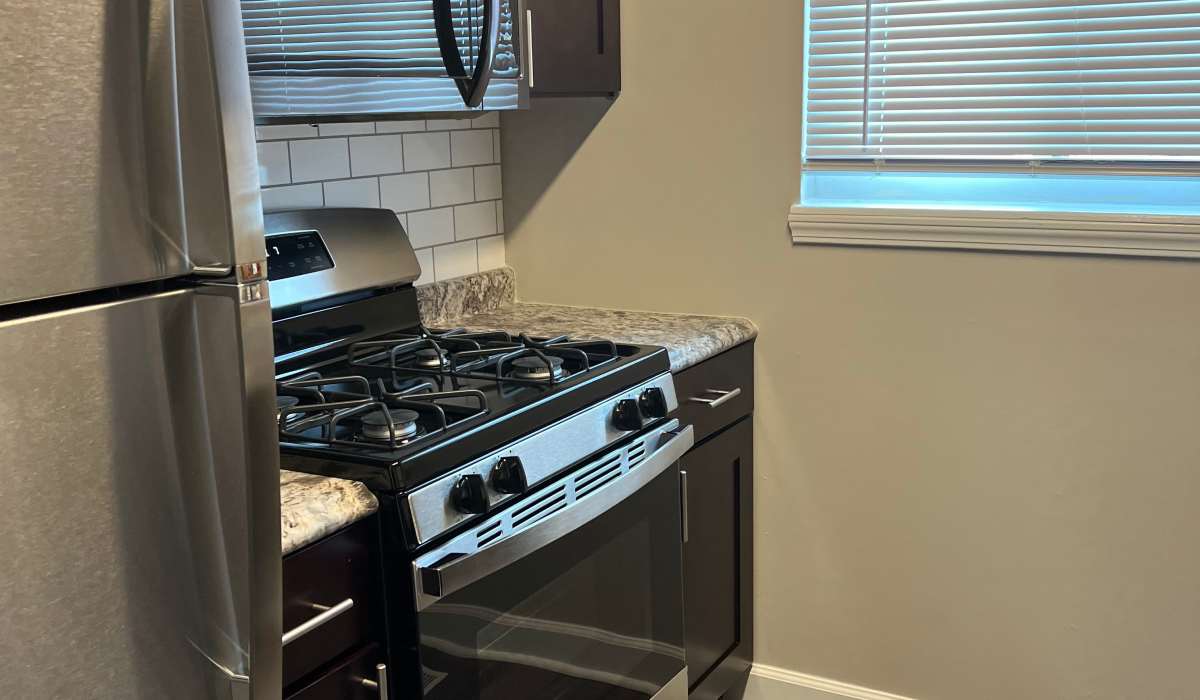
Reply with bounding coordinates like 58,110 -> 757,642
269,208 -> 693,700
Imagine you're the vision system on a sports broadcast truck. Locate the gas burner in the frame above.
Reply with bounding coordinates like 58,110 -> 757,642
276,395 -> 300,411
510,355 -> 565,381
413,347 -> 449,369
361,408 -> 421,442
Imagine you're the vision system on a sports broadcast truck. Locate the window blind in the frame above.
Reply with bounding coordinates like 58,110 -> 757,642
805,0 -> 1200,163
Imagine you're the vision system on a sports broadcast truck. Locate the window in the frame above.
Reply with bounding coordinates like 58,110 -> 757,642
793,0 -> 1200,257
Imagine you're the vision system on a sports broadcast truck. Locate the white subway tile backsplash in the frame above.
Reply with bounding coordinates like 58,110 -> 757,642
451,130 -> 495,167
319,122 -> 375,136
473,165 -> 502,200
256,141 -> 291,186
414,248 -> 435,286
454,201 -> 498,240
426,118 -> 473,131
256,124 -> 318,141
260,183 -> 323,211
406,207 -> 456,248
471,112 -> 500,129
429,168 -> 475,208
380,172 -> 430,212
403,132 -> 451,171
434,240 -> 478,281
256,115 -> 505,282
376,120 -> 426,133
324,177 -> 380,208
349,134 -> 405,176
290,138 -> 349,182
477,235 -> 505,270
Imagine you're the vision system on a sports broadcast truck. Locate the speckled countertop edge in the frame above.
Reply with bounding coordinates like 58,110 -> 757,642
280,470 -> 379,556
419,268 -> 757,372
450,301 -> 757,372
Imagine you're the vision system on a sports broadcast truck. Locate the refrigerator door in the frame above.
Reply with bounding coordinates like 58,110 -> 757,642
0,0 -> 266,306
0,285 -> 280,699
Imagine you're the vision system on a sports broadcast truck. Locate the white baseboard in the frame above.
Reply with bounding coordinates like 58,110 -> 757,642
743,664 -> 919,700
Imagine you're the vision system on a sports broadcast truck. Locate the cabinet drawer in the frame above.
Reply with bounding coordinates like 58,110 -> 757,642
283,517 -> 376,688
286,644 -> 387,700
674,342 -> 754,443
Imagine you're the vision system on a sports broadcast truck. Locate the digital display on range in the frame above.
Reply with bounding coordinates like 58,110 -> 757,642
266,230 -> 334,281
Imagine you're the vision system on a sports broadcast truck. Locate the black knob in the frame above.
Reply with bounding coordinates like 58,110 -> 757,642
450,474 -> 489,515
612,398 -> 644,431
490,456 -> 528,494
638,387 -> 669,419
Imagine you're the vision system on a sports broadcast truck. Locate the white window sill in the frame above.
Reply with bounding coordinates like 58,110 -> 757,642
789,206 -> 1200,259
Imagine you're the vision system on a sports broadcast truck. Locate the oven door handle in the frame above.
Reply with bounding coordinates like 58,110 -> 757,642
414,423 -> 695,610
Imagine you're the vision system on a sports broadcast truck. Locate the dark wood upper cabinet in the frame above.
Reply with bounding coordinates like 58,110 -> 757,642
525,0 -> 621,97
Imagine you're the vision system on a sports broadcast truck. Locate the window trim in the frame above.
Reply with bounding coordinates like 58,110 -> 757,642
788,204 -> 1200,259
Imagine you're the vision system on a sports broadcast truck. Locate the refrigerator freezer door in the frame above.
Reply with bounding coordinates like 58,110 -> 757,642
0,0 -> 266,306
0,286 -> 280,698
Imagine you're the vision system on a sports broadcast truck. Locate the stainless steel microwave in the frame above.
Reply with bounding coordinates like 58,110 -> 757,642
240,0 -> 529,120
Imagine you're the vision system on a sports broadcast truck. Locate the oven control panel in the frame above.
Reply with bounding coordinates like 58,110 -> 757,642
406,372 -> 679,545
266,230 -> 334,281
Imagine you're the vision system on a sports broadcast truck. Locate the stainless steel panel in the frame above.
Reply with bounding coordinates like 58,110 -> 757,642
413,422 -> 693,610
0,0 -> 266,306
0,287 -> 280,698
250,77 -> 525,118
1,0 -> 190,304
265,208 -> 422,310
407,372 -> 679,545
180,0 -> 268,271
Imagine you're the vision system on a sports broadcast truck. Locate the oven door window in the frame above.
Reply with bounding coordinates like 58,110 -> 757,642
418,467 -> 684,700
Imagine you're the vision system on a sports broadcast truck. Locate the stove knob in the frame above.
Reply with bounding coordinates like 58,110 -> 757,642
638,387 -> 669,419
450,474 -> 489,515
490,456 -> 528,495
612,399 -> 644,431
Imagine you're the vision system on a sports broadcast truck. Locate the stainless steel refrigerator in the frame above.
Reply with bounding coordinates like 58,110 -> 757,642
0,1 -> 280,697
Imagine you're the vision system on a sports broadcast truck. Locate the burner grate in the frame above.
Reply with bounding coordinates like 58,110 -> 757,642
276,371 -> 489,451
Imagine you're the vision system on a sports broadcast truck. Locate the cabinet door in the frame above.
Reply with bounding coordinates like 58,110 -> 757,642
682,418 -> 754,699
527,0 -> 621,95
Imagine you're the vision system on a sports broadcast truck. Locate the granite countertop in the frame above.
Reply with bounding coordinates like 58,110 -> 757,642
418,267 -> 757,372
280,470 -> 379,556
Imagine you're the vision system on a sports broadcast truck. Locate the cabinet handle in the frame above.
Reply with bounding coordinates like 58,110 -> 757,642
360,663 -> 389,696
688,387 -> 742,409
525,8 -> 535,88
679,469 -> 689,544
281,598 -> 354,646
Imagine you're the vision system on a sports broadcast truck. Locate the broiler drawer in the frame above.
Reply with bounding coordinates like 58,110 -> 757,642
673,342 -> 754,443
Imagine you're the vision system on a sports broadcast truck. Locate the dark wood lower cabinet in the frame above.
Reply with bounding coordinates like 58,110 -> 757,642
286,644 -> 387,700
283,516 -> 387,698
673,341 -> 755,699
682,417 -> 754,699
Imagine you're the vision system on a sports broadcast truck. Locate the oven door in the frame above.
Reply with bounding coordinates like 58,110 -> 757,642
411,422 -> 694,700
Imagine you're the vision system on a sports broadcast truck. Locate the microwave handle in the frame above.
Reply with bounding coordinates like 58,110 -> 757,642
434,0 -> 502,108
415,424 -> 695,610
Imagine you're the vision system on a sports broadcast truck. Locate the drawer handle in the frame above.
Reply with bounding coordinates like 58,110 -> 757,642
281,598 -> 354,646
360,663 -> 389,696
688,387 -> 742,409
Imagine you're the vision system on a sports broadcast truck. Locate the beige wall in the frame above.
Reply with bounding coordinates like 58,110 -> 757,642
499,3 -> 1200,699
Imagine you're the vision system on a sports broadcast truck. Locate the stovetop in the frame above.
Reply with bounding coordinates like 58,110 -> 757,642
276,324 -> 670,492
